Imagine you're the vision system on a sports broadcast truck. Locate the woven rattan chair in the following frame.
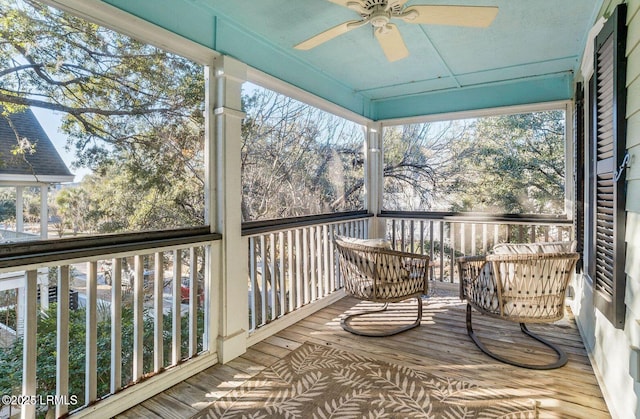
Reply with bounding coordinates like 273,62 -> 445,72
458,251 -> 579,369
334,236 -> 429,337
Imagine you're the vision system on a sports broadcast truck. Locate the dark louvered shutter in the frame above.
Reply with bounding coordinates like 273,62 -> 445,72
592,4 -> 627,329
574,82 -> 584,273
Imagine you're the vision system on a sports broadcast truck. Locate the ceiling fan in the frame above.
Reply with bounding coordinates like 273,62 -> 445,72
294,0 -> 498,62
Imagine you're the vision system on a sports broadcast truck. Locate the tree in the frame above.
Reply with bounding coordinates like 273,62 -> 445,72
241,87 -> 364,222
1,0 -> 206,233
240,87 -> 476,221
379,111 -> 565,214
449,111 -> 565,214
53,187 -> 92,235
382,121 -> 472,211
0,189 -> 16,223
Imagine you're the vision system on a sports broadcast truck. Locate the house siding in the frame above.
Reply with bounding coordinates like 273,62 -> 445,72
573,1 -> 640,418
624,0 -> 640,325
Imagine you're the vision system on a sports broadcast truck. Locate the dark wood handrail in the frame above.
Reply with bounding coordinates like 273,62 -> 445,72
379,210 -> 572,225
0,227 -> 221,269
242,211 -> 372,236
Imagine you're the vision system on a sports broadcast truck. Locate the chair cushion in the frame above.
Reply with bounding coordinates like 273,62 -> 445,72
336,236 -> 392,249
493,240 -> 577,255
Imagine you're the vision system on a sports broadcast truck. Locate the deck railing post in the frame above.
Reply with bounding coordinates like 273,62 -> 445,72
86,261 -> 98,404
154,252 -> 164,371
110,258 -> 122,393
56,266 -> 70,418
22,270 -> 37,419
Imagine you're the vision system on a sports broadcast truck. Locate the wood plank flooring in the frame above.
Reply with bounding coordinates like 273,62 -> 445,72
117,283 -> 610,419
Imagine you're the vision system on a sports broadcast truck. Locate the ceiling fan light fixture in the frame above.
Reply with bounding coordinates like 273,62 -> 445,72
376,24 -> 393,35
370,9 -> 391,28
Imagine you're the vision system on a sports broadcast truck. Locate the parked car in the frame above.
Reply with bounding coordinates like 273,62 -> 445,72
180,277 -> 204,304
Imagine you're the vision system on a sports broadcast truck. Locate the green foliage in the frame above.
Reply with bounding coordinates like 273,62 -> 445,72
0,198 -> 16,223
382,111 -> 565,214
1,0 -> 206,233
0,187 -> 43,225
0,301 -> 204,416
451,111 -> 565,214
1,0 -> 566,234
53,187 -> 92,234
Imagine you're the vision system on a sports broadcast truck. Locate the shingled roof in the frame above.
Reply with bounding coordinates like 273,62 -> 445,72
0,107 -> 74,184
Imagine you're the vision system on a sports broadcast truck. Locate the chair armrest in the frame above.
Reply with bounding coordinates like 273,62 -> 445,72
457,255 -> 488,300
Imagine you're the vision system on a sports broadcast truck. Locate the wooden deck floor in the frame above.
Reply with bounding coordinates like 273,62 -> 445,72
117,283 -> 610,419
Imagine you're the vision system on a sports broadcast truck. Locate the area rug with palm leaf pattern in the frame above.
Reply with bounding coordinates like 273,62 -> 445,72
193,342 -> 537,418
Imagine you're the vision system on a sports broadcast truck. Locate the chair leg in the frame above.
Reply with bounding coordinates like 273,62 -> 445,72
341,297 -> 423,337
466,303 -> 568,370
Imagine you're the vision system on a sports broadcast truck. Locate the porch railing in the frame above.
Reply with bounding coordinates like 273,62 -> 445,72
0,228 -> 219,418
381,211 -> 574,283
242,211 -> 371,334
242,210 -> 573,334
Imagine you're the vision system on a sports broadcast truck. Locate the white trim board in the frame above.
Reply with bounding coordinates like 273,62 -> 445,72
247,67 -> 372,127
380,100 -> 572,127
40,0 -> 218,66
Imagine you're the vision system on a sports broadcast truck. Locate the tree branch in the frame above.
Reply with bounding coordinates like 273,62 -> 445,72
0,92 -> 172,116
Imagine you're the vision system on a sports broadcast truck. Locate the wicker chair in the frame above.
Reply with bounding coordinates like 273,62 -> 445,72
334,236 -> 429,337
458,251 -> 579,369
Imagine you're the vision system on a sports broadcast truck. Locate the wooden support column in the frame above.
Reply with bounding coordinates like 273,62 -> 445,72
213,56 -> 248,363
204,59 -> 217,356
16,186 -> 24,233
365,122 -> 385,238
40,184 -> 48,239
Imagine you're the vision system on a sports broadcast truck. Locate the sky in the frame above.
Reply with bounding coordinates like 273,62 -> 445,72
31,107 -> 91,183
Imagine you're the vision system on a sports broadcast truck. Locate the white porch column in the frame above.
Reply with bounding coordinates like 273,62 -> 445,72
365,122 -> 385,238
16,186 -> 24,233
213,56 -> 248,363
40,184 -> 48,239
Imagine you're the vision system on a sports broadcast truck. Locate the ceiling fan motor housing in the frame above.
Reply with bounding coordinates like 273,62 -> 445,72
361,0 -> 403,16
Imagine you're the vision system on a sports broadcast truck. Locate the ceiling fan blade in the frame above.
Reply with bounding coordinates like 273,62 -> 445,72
402,5 -> 498,27
295,20 -> 365,50
374,23 -> 409,62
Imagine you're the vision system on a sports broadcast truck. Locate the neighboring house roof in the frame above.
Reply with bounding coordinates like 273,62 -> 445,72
0,107 -> 74,184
